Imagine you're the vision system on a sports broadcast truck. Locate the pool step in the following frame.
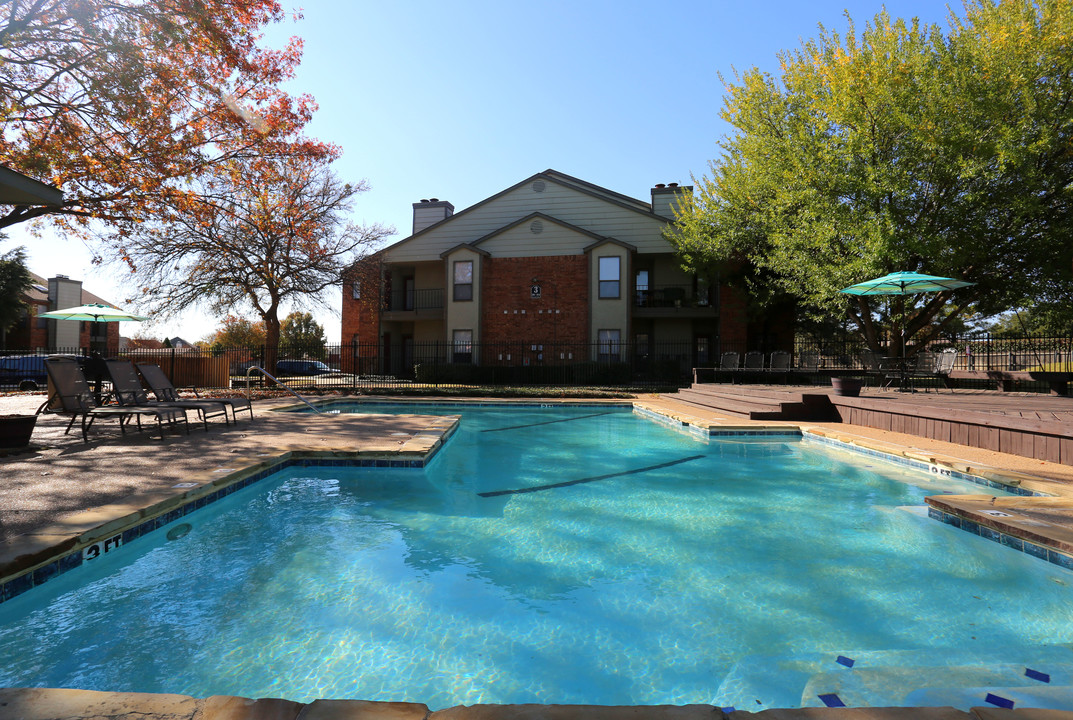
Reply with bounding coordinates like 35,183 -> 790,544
662,384 -> 836,421
716,650 -> 1073,711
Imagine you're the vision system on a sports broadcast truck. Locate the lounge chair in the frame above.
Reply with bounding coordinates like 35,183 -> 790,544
105,360 -> 226,430
768,351 -> 791,383
137,363 -> 253,423
719,351 -> 740,383
743,351 -> 765,371
41,358 -> 189,442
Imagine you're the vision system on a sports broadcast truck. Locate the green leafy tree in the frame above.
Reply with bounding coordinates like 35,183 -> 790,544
0,246 -> 33,349
210,315 -> 266,350
673,0 -> 1073,355
280,311 -> 327,359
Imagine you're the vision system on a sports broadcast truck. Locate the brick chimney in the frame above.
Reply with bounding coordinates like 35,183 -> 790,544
651,182 -> 692,219
412,198 -> 454,234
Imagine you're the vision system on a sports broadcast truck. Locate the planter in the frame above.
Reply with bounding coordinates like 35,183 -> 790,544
0,413 -> 38,449
831,377 -> 864,397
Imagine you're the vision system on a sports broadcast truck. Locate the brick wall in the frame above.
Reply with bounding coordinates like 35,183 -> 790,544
340,257 -> 382,372
481,256 -> 589,345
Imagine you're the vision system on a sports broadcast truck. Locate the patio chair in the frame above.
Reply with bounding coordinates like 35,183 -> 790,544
105,360 -> 225,431
137,363 -> 253,423
40,358 -> 189,442
743,351 -> 765,371
718,351 -> 740,383
766,351 -> 791,384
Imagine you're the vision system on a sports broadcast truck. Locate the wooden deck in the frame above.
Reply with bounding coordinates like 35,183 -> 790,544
663,382 -> 1073,465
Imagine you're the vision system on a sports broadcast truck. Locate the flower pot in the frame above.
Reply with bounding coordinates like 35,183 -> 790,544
831,377 -> 863,397
0,414 -> 38,449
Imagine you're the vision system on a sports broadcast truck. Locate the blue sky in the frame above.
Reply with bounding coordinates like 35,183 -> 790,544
13,0 -> 954,343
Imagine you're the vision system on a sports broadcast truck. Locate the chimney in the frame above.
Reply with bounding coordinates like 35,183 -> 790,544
412,198 -> 454,235
47,275 -> 83,350
651,182 -> 692,219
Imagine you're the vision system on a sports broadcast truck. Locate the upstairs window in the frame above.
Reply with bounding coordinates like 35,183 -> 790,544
599,256 -> 620,299
454,260 -> 473,301
351,280 -> 361,299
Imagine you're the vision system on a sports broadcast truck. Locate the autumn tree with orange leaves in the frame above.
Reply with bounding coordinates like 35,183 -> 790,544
0,0 -> 325,230
110,152 -> 390,372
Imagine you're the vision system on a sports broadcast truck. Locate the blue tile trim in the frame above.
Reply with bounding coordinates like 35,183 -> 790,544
804,432 -> 1048,498
930,508 -> 1073,570
818,693 -> 846,708
986,693 -> 1015,709
0,453 -> 432,605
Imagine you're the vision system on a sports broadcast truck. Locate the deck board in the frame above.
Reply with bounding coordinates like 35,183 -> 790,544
669,382 -> 1073,466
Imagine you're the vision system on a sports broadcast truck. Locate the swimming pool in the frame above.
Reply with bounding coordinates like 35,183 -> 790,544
1,403 -> 1071,710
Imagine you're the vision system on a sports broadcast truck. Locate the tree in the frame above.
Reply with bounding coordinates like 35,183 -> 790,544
210,315 -> 266,350
0,246 -> 33,349
0,0 -> 325,230
673,0 -> 1073,354
280,311 -> 327,358
110,152 -> 390,370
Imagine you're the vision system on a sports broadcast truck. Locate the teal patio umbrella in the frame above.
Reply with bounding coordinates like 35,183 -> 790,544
839,271 -> 974,297
840,271 -> 975,382
37,303 -> 148,323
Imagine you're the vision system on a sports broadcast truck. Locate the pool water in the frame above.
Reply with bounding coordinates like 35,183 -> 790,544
2,403 -> 1072,710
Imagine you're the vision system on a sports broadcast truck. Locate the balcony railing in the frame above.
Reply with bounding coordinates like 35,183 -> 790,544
383,288 -> 444,312
633,284 -> 715,309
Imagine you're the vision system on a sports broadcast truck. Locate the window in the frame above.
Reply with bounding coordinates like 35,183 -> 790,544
597,329 -> 621,362
351,280 -> 361,300
598,256 -> 620,299
453,260 -> 473,301
453,329 -> 473,363
635,269 -> 649,306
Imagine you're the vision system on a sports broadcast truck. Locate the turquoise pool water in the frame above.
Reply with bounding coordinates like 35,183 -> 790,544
1,403 -> 1071,710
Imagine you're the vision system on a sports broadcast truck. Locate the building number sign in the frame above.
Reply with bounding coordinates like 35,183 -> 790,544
530,284 -> 541,299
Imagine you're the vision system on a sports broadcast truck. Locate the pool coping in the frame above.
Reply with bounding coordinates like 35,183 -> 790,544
0,686 -> 1046,720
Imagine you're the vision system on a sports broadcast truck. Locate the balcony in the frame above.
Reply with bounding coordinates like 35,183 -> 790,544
381,288 -> 444,321
632,284 -> 718,318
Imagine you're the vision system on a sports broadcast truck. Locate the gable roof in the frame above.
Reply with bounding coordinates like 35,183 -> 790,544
381,169 -> 670,255
472,212 -> 611,247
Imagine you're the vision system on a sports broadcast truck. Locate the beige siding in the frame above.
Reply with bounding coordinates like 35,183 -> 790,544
589,243 -> 630,347
385,179 -> 673,263
651,254 -> 692,286
477,222 -> 593,257
413,319 -> 443,343
444,247 -> 482,346
414,261 -> 444,290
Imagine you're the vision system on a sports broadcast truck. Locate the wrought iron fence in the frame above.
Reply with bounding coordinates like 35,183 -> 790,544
3,331 -> 1070,392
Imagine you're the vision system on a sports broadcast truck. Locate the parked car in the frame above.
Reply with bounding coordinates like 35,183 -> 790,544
0,355 -> 47,391
0,354 -> 87,391
274,360 -> 335,376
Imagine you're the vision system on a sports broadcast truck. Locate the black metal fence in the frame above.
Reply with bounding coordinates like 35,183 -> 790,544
3,332 -> 1071,392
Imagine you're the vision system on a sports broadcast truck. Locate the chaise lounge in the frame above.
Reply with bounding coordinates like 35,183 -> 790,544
137,363 -> 253,423
40,358 -> 190,442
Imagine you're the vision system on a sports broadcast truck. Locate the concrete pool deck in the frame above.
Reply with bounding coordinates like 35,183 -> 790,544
3,391 -> 1073,720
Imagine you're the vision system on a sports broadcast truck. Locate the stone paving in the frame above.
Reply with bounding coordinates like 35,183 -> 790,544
4,392 -> 1073,720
